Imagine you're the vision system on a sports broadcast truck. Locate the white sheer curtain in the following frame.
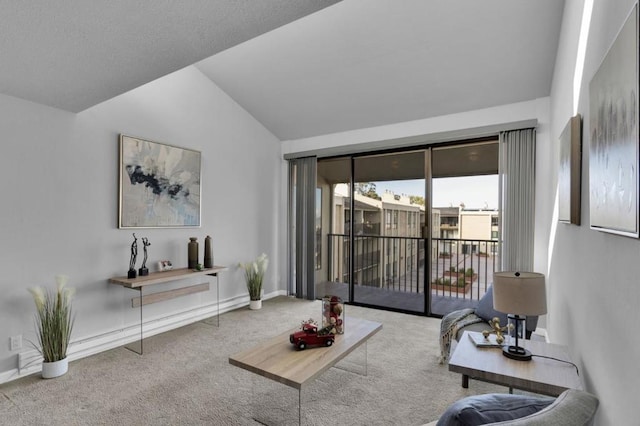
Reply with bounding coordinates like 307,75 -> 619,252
499,128 -> 536,272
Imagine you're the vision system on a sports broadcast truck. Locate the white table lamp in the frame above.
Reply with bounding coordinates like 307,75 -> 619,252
493,271 -> 547,361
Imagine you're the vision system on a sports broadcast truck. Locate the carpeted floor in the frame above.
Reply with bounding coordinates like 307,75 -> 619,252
0,296 -> 506,425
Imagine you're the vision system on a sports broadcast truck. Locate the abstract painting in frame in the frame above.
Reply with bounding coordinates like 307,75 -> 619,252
589,4 -> 639,237
558,114 -> 582,225
119,135 -> 201,228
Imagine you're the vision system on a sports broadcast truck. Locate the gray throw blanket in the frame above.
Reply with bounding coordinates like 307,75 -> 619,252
439,308 -> 485,364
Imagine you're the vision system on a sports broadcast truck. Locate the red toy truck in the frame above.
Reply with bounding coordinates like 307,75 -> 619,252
289,323 -> 335,350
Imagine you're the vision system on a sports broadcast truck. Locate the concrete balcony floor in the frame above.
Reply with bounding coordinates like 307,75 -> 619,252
317,280 -> 486,317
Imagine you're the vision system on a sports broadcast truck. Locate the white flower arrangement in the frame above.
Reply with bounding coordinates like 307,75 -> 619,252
239,253 -> 268,301
28,275 -> 75,363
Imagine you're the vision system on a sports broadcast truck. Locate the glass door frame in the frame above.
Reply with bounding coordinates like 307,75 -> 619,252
346,149 -> 431,316
312,137 -> 500,317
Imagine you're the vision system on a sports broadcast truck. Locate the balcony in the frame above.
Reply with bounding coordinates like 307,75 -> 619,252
322,234 -> 500,316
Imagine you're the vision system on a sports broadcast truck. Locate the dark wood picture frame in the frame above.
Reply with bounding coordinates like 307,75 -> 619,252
558,114 -> 582,225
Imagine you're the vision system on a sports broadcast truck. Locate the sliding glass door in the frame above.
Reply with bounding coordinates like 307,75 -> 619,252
350,151 -> 427,313
314,151 -> 428,314
301,138 -> 500,317
315,157 -> 351,302
429,142 -> 500,316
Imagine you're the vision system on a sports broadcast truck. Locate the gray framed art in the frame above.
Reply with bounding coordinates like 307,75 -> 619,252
588,3 -> 639,237
119,135 -> 201,228
558,114 -> 582,225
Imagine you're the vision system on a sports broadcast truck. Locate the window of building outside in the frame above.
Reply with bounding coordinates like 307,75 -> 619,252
344,210 -> 350,233
385,210 -> 391,230
491,230 -> 498,239
392,210 -> 398,229
442,229 -> 455,239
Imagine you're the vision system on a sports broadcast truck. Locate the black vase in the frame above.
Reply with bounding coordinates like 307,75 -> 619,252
204,235 -> 213,268
188,237 -> 198,269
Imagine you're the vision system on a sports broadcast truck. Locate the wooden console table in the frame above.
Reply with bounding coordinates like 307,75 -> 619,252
110,266 -> 226,354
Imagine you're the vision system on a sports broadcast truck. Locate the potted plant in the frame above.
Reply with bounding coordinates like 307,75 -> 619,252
239,253 -> 268,310
28,275 -> 75,379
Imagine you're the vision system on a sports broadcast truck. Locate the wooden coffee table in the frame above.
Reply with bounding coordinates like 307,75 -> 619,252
229,316 -> 382,424
448,331 -> 582,396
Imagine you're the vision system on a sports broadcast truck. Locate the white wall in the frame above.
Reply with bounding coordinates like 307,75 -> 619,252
281,99 -> 544,155
548,0 -> 637,423
0,66 -> 283,381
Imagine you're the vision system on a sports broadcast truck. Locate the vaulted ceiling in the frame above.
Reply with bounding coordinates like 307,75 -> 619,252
0,0 -> 340,112
1,0 -> 564,142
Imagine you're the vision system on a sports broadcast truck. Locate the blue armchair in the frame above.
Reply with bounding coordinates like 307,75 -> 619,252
423,389 -> 598,425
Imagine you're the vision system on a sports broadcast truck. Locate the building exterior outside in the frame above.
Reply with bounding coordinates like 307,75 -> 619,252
323,185 -> 498,296
458,209 -> 499,254
438,207 -> 459,239
329,185 -> 424,288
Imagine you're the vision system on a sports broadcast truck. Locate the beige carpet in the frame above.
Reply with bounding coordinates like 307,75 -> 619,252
0,296 -> 505,425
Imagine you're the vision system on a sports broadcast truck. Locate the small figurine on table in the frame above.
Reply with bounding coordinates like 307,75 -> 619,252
289,318 -> 335,350
482,317 -> 513,345
138,237 -> 150,276
128,233 -> 138,279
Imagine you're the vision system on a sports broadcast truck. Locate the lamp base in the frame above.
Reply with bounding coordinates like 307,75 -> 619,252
503,345 -> 532,361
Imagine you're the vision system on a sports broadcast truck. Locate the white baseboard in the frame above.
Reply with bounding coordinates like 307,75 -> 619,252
0,368 -> 21,384
1,292 -> 281,385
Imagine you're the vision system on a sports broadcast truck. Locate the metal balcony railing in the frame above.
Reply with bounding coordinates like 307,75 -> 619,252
349,222 -> 381,236
431,238 -> 500,301
327,234 -> 500,302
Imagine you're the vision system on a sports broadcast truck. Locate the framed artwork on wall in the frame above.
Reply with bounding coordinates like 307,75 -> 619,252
588,3 -> 639,238
119,134 -> 201,228
558,114 -> 582,225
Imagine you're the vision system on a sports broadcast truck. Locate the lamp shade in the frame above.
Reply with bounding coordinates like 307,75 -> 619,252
493,271 -> 547,316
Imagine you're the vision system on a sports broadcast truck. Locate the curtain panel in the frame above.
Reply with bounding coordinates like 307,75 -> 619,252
288,157 -> 317,300
499,128 -> 536,272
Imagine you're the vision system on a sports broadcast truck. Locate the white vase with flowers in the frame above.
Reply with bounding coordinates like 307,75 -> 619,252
239,253 -> 268,310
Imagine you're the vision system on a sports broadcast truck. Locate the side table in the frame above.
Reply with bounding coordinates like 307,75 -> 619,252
448,331 -> 582,396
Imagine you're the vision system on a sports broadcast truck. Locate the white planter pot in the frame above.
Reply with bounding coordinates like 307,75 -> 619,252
42,357 -> 68,379
249,299 -> 262,310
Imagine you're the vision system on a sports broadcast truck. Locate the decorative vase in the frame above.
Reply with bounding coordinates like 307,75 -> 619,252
42,357 -> 68,379
249,299 -> 262,310
204,235 -> 213,268
188,237 -> 199,269
322,295 -> 344,334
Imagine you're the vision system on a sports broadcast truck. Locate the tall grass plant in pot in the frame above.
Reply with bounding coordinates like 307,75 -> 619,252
28,275 -> 75,378
239,253 -> 268,310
